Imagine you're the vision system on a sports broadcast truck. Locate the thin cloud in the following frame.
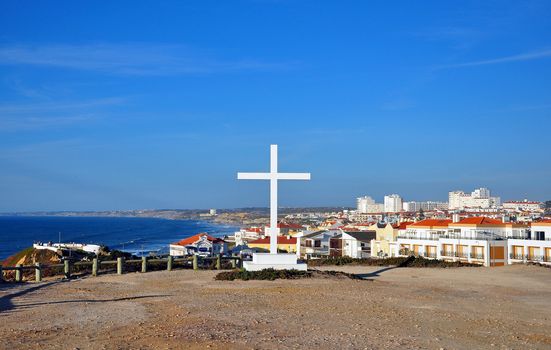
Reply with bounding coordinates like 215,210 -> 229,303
438,48 -> 551,69
0,97 -> 125,131
0,43 -> 294,75
0,97 -> 125,114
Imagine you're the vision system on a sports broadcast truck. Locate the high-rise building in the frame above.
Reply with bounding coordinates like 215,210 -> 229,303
449,187 -> 500,210
356,196 -> 384,213
384,194 -> 403,213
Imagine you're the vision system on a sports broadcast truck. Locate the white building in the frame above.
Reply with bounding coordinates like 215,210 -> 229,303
448,187 -> 501,210
503,200 -> 543,212
341,231 -> 376,258
384,194 -> 403,213
357,196 -> 384,213
508,220 -> 551,265
396,217 -> 528,267
402,201 -> 449,212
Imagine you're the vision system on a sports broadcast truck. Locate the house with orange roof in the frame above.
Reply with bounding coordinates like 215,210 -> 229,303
396,217 -> 530,266
395,219 -> 452,260
169,233 -> 227,257
398,216 -> 529,266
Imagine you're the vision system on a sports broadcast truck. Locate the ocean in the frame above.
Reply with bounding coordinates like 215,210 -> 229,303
0,216 -> 239,261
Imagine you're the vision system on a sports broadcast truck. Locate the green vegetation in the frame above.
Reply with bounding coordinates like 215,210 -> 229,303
215,268 -> 312,281
307,256 -> 480,268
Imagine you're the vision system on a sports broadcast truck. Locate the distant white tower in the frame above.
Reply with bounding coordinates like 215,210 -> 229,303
384,194 -> 403,213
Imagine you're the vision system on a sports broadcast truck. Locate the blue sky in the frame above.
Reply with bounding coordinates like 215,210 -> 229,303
0,0 -> 550,211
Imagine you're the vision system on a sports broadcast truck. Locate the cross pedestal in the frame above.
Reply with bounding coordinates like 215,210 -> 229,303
237,144 -> 310,271
241,227 -> 307,271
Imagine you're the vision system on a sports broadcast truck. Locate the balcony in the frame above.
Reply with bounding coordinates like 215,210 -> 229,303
470,253 -> 484,260
398,232 -> 506,241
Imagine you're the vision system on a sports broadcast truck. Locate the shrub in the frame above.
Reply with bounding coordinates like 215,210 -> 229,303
307,256 -> 480,268
215,268 -> 311,281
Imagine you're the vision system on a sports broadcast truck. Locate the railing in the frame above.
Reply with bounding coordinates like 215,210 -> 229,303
438,250 -> 480,259
506,236 -> 551,241
397,234 -> 439,240
402,233 -> 506,241
509,253 -> 524,260
509,254 -> 550,262
0,255 -> 242,283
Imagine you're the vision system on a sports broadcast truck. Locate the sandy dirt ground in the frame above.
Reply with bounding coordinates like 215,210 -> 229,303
1,264 -> 550,350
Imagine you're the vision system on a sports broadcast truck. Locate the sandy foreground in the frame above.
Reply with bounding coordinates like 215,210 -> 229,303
1,265 -> 550,350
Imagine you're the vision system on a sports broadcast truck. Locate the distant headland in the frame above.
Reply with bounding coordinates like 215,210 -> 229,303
0,207 -> 351,227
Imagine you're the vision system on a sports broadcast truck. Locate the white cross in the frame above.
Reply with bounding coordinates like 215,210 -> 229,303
237,144 -> 311,254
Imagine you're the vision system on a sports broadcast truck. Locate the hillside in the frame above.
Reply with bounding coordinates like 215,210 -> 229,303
1,248 -> 62,281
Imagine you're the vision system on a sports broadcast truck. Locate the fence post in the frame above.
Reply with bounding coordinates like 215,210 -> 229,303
64,260 -> 71,279
117,257 -> 124,275
35,263 -> 42,282
92,258 -> 98,277
167,255 -> 173,271
192,255 -> 198,270
16,264 -> 22,282
231,256 -> 237,269
216,254 -> 221,270
141,256 -> 147,273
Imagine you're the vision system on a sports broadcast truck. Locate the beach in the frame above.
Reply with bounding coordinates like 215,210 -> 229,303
1,264 -> 550,349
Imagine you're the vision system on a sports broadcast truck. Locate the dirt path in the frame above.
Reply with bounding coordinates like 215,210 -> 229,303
1,265 -> 550,349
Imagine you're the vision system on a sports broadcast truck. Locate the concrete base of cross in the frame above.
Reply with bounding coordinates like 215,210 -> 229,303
242,253 -> 307,271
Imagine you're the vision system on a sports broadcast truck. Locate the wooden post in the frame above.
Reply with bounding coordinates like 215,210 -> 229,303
64,260 -> 71,279
35,263 -> 42,282
216,254 -> 221,270
141,256 -> 147,273
231,257 -> 237,269
117,257 -> 124,275
167,255 -> 173,271
92,258 -> 98,277
15,264 -> 22,282
192,255 -> 198,270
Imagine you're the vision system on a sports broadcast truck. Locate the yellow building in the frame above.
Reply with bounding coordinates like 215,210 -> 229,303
370,222 -> 413,258
248,236 -> 297,253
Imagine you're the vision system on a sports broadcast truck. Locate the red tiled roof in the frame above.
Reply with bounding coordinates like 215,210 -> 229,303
278,223 -> 303,229
342,227 -> 360,231
249,236 -> 297,244
172,233 -> 224,246
454,217 -> 503,225
393,222 -> 414,230
410,219 -> 452,228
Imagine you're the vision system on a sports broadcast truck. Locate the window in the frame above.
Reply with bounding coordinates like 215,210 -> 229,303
535,231 -> 545,240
